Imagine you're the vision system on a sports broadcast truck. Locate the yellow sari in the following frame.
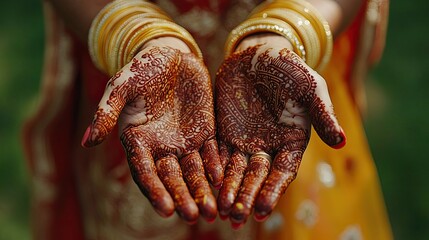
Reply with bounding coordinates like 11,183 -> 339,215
258,0 -> 392,239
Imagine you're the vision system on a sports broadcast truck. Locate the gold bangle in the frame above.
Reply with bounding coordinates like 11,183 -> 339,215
125,21 -> 202,64
225,17 -> 305,59
88,0 -> 202,75
110,13 -> 168,72
251,8 -> 321,68
118,18 -> 160,72
89,0 -> 146,70
99,6 -> 170,73
253,0 -> 333,71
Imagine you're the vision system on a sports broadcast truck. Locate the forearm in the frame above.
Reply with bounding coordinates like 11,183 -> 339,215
307,0 -> 362,36
46,0 -> 111,42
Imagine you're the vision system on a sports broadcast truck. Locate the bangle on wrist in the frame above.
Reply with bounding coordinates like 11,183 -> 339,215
226,0 -> 332,71
88,0 -> 202,76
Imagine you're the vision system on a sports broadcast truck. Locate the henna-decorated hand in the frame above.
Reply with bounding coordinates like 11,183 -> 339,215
215,42 -> 346,228
81,45 -> 223,224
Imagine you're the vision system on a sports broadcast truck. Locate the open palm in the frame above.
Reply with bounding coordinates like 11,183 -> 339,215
82,46 -> 223,223
215,44 -> 346,228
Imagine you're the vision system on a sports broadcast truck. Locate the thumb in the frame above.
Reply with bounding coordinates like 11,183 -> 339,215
308,74 -> 346,149
81,71 -> 130,148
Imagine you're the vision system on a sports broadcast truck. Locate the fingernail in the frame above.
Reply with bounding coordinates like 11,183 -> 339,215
81,126 -> 91,148
231,221 -> 244,230
185,219 -> 198,225
219,213 -> 229,220
254,212 -> 270,222
332,128 -> 346,149
205,216 -> 216,224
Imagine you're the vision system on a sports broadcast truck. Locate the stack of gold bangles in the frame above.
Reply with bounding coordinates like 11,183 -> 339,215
225,0 -> 333,72
88,0 -> 202,76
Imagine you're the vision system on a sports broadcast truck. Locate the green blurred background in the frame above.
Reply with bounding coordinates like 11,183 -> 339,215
0,0 -> 428,239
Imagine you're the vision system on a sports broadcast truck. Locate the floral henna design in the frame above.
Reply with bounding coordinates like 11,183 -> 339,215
83,47 -> 181,147
82,46 -> 222,222
216,46 -> 310,154
215,44 -> 345,226
251,48 -> 344,147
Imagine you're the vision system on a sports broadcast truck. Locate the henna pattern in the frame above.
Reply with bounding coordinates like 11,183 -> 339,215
84,46 -> 221,222
254,149 -> 304,219
230,154 -> 270,223
216,46 -> 309,155
217,151 -> 248,218
215,44 -> 345,225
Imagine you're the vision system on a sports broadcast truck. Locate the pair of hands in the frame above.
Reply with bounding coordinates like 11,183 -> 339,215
81,34 -> 345,228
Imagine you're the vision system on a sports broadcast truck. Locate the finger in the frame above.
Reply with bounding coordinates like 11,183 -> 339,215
200,139 -> 224,189
307,72 -> 346,148
230,152 -> 271,228
217,150 -> 247,220
180,152 -> 217,222
122,130 -> 174,217
156,154 -> 199,224
254,149 -> 303,221
218,141 -> 231,170
81,70 -> 131,147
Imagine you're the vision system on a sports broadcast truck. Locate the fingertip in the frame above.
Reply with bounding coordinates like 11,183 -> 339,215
81,124 -> 105,148
201,140 -> 224,187
184,219 -> 199,225
81,126 -> 91,148
205,214 -> 217,224
254,211 -> 270,222
177,199 -> 201,223
178,205 -> 199,225
152,195 -> 175,218
209,170 -> 224,189
217,191 -> 234,220
231,221 -> 245,230
331,128 -> 346,149
230,203 -> 249,226
155,206 -> 175,218
219,213 -> 229,221
205,168 -> 223,189
179,209 -> 199,225
198,194 -> 218,223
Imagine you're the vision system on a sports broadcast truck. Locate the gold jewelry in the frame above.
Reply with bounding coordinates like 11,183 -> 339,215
251,151 -> 272,162
251,9 -> 321,68
227,0 -> 333,71
225,17 -> 305,59
256,0 -> 333,71
125,21 -> 202,64
88,0 -> 202,75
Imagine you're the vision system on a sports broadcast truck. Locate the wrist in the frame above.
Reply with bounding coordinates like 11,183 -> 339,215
142,36 -> 191,54
235,33 -> 294,53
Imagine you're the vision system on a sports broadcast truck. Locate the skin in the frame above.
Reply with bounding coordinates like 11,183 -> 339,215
215,42 -> 346,228
81,46 -> 222,223
211,0 -> 361,228
46,0 -> 361,225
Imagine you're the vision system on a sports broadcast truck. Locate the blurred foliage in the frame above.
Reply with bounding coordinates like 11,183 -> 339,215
365,0 -> 429,239
0,1 -> 44,240
0,0 -> 428,239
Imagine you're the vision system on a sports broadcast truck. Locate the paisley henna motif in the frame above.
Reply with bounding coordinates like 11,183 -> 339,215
82,46 -> 222,223
215,44 -> 345,226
